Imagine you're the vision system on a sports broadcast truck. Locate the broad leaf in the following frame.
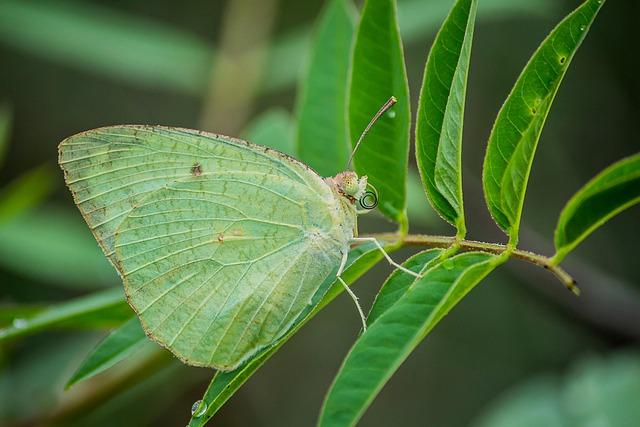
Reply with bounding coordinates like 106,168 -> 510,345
349,0 -> 410,222
319,251 -> 506,427
482,0 -> 605,243
0,288 -> 130,342
367,249 -> 442,325
552,153 -> 640,264
188,243 -> 382,427
66,316 -> 150,388
296,0 -> 356,176
242,108 -> 295,156
415,0 -> 477,235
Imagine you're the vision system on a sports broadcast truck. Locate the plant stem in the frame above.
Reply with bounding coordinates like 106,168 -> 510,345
367,232 -> 579,295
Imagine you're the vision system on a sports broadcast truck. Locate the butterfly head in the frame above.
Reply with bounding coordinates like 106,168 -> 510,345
332,171 -> 367,203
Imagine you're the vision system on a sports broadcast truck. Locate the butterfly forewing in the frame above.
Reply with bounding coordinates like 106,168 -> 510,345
59,126 -> 347,370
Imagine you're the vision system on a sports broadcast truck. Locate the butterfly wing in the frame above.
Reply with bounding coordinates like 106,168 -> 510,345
59,126 -> 347,370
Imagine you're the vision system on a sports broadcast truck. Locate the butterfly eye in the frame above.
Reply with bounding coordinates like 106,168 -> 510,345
343,177 -> 359,196
358,189 -> 378,210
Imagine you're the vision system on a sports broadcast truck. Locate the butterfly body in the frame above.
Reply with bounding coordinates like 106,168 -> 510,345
59,125 -> 363,370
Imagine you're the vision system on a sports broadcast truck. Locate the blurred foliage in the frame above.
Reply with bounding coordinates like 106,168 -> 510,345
242,108 -> 295,156
0,208 -> 118,289
0,0 -> 556,97
0,0 -> 637,426
0,104 -> 11,167
473,351 -> 640,427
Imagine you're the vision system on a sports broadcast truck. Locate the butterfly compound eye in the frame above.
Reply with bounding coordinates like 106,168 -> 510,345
343,176 -> 359,197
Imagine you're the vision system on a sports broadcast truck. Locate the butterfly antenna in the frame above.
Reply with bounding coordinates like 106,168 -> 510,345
346,96 -> 397,170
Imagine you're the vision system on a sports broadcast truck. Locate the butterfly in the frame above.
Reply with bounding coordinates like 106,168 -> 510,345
58,97 -> 418,371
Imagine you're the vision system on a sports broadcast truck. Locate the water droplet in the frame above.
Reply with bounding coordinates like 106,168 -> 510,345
596,0 -> 602,4
580,25 -> 586,31
12,318 -> 27,329
191,400 -> 207,417
386,110 -> 396,119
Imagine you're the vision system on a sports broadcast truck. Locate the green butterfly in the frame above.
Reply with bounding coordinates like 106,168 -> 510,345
59,98 -> 417,371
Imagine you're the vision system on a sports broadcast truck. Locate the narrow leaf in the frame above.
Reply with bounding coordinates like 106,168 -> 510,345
552,153 -> 640,264
242,109 -> 295,156
319,252 -> 506,427
66,316 -> 149,388
188,244 -> 382,427
415,0 -> 477,235
349,0 -> 410,222
296,0 -> 356,176
0,288 -> 130,342
482,0 -> 605,243
367,249 -> 442,325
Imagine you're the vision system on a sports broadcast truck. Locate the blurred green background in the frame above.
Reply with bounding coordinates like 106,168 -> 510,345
0,0 -> 638,426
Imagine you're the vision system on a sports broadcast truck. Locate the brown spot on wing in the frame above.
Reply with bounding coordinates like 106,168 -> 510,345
191,162 -> 203,176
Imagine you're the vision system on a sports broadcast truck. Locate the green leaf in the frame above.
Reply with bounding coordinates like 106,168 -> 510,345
319,251 -> 506,427
188,243 -> 382,427
296,0 -> 356,176
367,249 -> 442,325
0,288 -> 130,342
552,153 -> 640,264
348,0 -> 410,222
415,0 -> 477,235
482,0 -> 605,244
398,0 -> 556,42
66,316 -> 150,388
0,165 -> 56,224
242,108 -> 295,156
0,103 -> 11,168
0,208 -> 118,289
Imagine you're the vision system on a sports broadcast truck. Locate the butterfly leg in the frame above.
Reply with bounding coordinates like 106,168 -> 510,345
351,237 -> 421,278
337,249 -> 368,332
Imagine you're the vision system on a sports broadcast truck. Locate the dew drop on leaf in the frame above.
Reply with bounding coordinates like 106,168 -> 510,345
580,25 -> 586,31
12,318 -> 27,329
386,110 -> 396,119
191,400 -> 207,417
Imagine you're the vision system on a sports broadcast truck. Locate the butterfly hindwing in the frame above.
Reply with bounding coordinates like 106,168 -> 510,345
59,126 -> 346,370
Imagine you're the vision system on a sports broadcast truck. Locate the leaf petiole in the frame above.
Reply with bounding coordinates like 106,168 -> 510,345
367,232 -> 579,295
